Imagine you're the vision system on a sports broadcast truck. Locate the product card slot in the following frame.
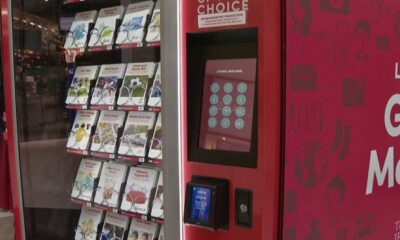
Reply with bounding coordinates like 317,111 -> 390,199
146,184 -> 158,220
123,220 -> 131,240
66,129 -> 91,155
91,175 -> 101,203
85,77 -> 96,108
118,182 -> 128,210
114,18 -> 122,45
95,185 -> 121,210
114,125 -> 125,154
144,119 -> 157,159
141,6 -> 153,45
143,1 -> 157,44
96,220 -> 103,240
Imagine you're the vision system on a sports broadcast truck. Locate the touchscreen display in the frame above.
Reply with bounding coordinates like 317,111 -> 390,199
198,58 -> 257,153
190,187 -> 211,222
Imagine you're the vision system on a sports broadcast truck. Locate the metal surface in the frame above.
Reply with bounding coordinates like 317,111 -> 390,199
160,0 -> 183,239
1,0 -> 26,239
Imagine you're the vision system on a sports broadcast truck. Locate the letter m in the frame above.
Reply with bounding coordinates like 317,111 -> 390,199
366,147 -> 394,195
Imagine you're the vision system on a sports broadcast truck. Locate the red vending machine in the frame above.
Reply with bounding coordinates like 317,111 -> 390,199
161,0 -> 400,239
167,0 -> 283,239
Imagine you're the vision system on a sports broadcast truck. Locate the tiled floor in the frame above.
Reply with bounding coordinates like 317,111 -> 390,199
0,212 -> 14,240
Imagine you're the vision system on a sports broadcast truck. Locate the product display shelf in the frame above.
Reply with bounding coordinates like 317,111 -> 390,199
147,158 -> 162,166
117,155 -> 146,164
150,216 -> 164,225
66,148 -> 90,156
75,46 -> 160,65
72,198 -> 162,224
63,1 -> 163,237
67,104 -> 160,112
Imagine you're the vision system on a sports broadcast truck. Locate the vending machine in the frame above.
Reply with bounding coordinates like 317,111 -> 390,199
161,0 -> 283,239
6,0 -> 400,239
162,0 -> 400,239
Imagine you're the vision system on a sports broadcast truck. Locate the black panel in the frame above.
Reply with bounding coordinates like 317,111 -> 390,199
184,176 -> 229,230
235,188 -> 253,228
187,28 -> 258,168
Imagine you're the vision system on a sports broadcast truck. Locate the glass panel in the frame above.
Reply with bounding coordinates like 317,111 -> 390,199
10,0 -> 162,239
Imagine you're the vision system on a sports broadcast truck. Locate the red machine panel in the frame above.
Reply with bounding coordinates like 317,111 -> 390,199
181,0 -> 282,239
283,0 -> 400,239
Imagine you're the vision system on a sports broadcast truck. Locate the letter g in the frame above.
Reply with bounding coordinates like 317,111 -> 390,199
385,94 -> 400,137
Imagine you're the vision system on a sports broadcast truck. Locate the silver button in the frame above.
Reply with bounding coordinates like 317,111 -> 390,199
240,204 -> 248,213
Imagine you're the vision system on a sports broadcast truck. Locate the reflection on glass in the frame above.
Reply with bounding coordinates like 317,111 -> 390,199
12,1 -> 85,239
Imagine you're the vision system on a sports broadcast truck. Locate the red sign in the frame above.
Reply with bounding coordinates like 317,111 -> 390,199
284,0 -> 400,238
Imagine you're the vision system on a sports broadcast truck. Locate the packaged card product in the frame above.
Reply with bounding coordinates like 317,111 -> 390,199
90,110 -> 126,154
116,1 -> 154,45
64,10 -> 98,49
148,113 -> 162,159
94,162 -> 128,208
66,65 -> 99,106
117,62 -> 156,107
145,1 -> 160,43
100,212 -> 129,240
127,219 -> 160,240
118,111 -> 156,157
88,6 -> 124,48
151,171 -> 163,219
147,63 -> 161,108
120,167 -> 158,215
90,64 -> 126,106
75,206 -> 104,240
67,110 -> 99,151
71,159 -> 102,202
158,225 -> 165,240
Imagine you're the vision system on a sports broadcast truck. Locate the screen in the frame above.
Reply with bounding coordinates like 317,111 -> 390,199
198,58 -> 257,153
190,187 -> 211,222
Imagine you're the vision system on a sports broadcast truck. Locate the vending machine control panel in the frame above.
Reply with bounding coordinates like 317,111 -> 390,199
184,176 -> 229,230
187,29 -> 258,168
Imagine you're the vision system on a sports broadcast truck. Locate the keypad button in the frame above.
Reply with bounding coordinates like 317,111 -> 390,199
236,95 -> 247,105
237,82 -> 248,93
208,117 -> 217,128
222,106 -> 232,117
236,107 -> 246,117
209,94 -> 219,104
235,119 -> 245,129
221,118 -> 231,129
210,82 -> 220,93
223,95 -> 232,105
209,106 -> 218,116
224,83 -> 233,93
